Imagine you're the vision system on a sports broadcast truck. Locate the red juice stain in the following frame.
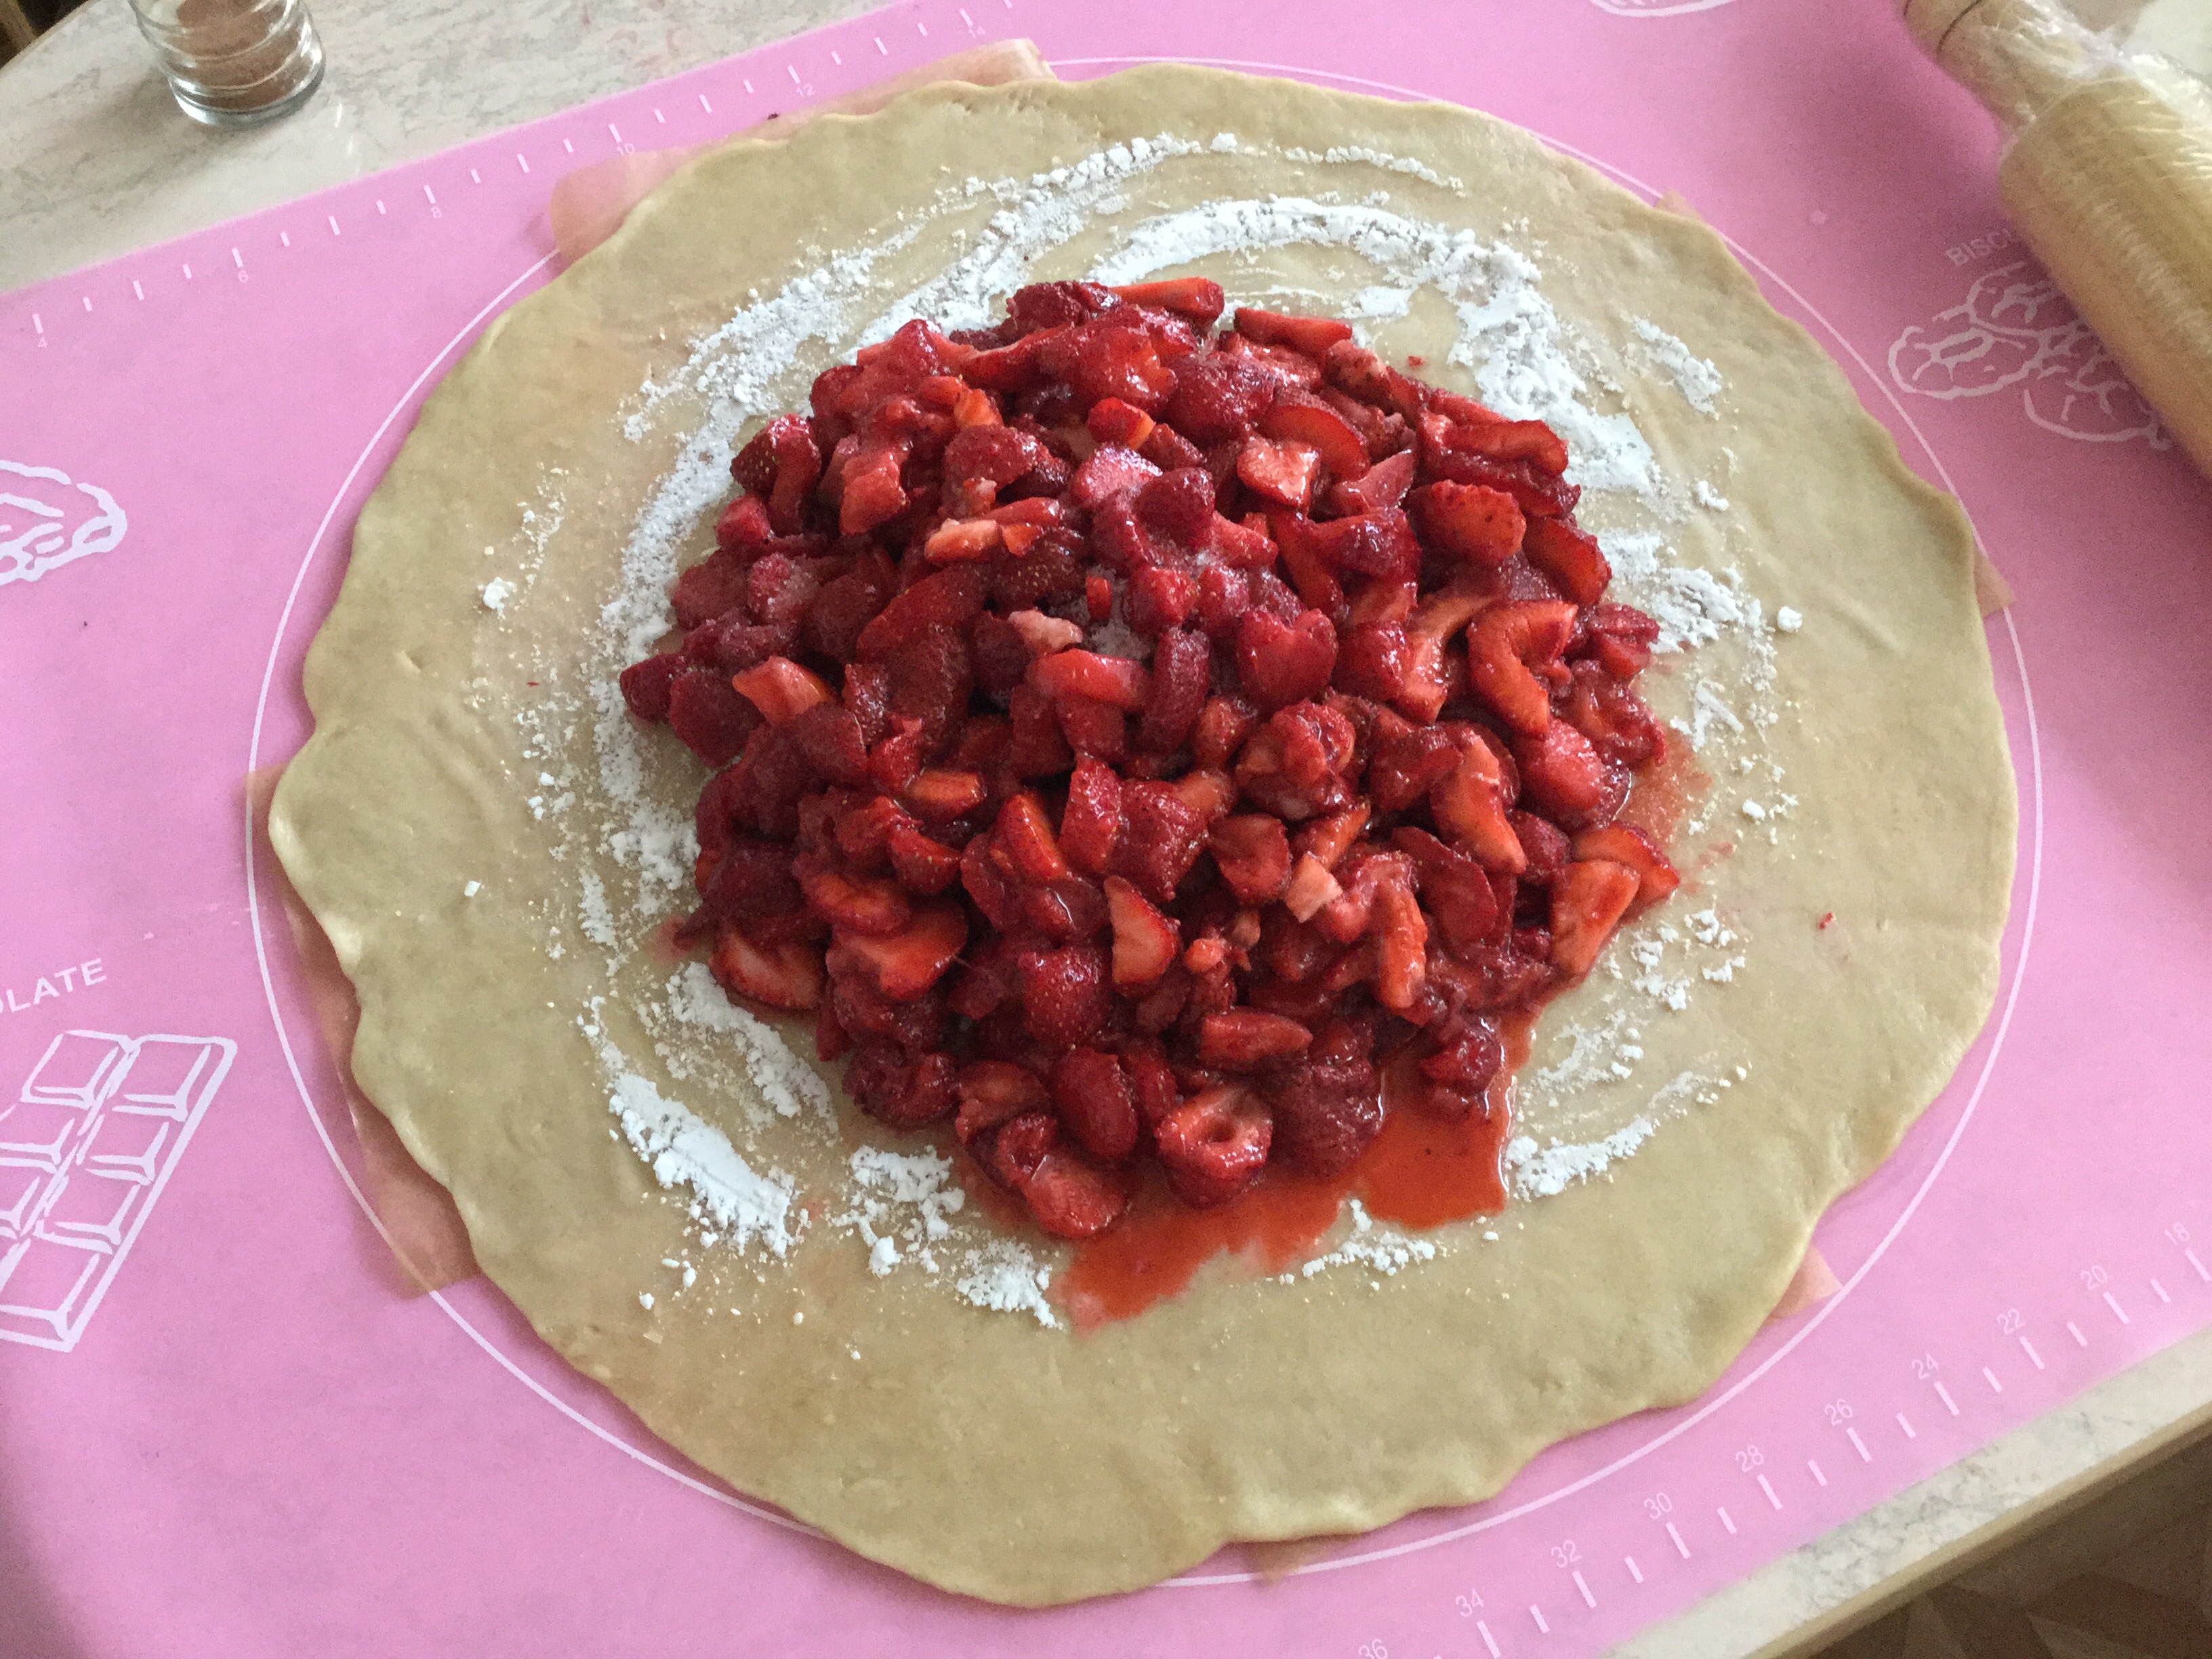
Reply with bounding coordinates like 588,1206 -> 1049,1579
1059,1012 -> 1535,1329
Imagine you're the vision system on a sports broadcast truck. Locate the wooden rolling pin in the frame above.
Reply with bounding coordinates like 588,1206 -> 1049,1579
1904,0 -> 2212,478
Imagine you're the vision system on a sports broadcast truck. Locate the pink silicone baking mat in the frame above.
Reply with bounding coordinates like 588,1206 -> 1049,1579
5,1 -> 2211,1653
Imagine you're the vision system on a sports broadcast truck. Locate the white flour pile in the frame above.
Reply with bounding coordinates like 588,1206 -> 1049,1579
480,134 -> 1804,1315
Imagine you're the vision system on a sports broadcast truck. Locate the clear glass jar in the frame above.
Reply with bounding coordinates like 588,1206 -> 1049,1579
127,0 -> 325,129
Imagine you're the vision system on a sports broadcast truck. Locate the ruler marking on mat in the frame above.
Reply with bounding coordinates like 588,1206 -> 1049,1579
1896,1412 -> 1916,1439
1757,1475 -> 1782,1510
2188,1249 -> 2209,1282
422,184 -> 436,207
787,63 -> 801,85
81,295 -> 91,312
516,152 -> 531,173
1847,1427 -> 1871,1462
831,49 -> 842,64
2020,1336 -> 2044,1370
131,280 -> 144,300
608,122 -> 622,143
1807,1459 -> 1827,1488
1477,1620 -> 1500,1658
2068,1320 -> 2087,1347
1625,1556 -> 1643,1584
698,93 -> 713,112
874,34 -> 887,52
2152,1278 -> 2171,1305
469,168 -> 481,184
329,213 -> 342,234
1529,1603 -> 1549,1634
1982,1366 -> 2003,1395
1572,1570 -> 1595,1609
1718,1507 -> 1737,1536
375,198 -> 386,213
916,17 -> 929,33
652,108 -> 664,123
2104,1290 -> 2129,1325
182,262 -> 192,279
1666,1522 -> 1689,1559
1934,1382 -> 1959,1416
279,230 -> 291,247
561,138 -> 573,154
32,312 -> 43,334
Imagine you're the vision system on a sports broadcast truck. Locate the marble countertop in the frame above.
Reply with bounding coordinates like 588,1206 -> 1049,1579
5,3 -> 2211,1654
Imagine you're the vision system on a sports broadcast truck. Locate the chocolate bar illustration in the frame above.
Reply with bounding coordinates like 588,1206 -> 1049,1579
0,1031 -> 237,1351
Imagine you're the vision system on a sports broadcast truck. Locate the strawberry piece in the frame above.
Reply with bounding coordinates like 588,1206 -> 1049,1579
1259,394 -> 1369,478
830,901 -> 967,1001
1235,436 -> 1323,511
1393,827 -> 1503,953
903,769 -> 987,821
1196,1009 -> 1313,1069
994,792 -> 1071,883
731,414 -> 823,535
1282,853 -> 1343,922
1162,353 -> 1276,445
1514,720 -> 1629,831
836,438 -> 908,535
1549,859 -> 1641,979
1208,815 -> 1292,904
1018,1147 -> 1134,1240
982,1109 -> 1059,1189
1328,448 -> 1418,516
922,518 -> 1003,563
1467,599 -> 1578,734
998,680 -> 1069,777
1055,693 -> 1128,762
1509,811 -> 1572,884
1265,1052 -> 1384,1176
1414,1016 -> 1504,1120
729,657 -> 833,726
1571,824 -> 1680,909
1372,865 -> 1429,1011
1235,608 -> 1338,711
1113,781 -> 1210,905
1071,445 -> 1163,510
1578,602 -> 1661,679
886,822 -> 961,895
1059,756 -> 1124,876
1124,565 -> 1195,636
1104,876 -> 1181,989
954,1060 -> 1050,1145
1029,648 -> 1151,712
1334,621 -> 1409,703
1006,609 -> 1085,657
848,1046 -> 958,1130
1042,316 -> 1176,413
1209,512 -> 1279,571
671,548 -> 752,632
1431,739 -> 1529,874
1086,396 -> 1157,450
1191,695 -> 1258,772
1411,480 -> 1525,565
798,865 -> 911,937
855,566 -> 987,661
1523,516 -> 1611,606
668,670 -> 763,768
1085,575 -> 1114,622
1153,1085 -> 1273,1208
1393,586 -> 1490,722
1235,307 -> 1355,359
1020,942 -> 1111,1050
714,493 -> 774,556
710,925 -> 825,1011
1322,340 -> 1427,419
1137,628 -> 1210,754
1050,1047 -> 1141,1161
618,653 -> 684,723
1559,661 -> 1667,767
1109,277 -> 1226,325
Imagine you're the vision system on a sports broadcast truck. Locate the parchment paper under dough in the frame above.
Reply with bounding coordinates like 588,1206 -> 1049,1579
269,67 -> 2015,1604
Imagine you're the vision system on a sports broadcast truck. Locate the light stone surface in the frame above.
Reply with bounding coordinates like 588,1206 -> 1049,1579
4,0 -> 2209,1650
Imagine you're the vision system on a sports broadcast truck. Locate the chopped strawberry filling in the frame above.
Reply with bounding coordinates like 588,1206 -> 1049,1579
621,289 -> 1679,1244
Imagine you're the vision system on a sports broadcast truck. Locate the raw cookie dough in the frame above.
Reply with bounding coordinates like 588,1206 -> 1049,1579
270,66 -> 2014,1605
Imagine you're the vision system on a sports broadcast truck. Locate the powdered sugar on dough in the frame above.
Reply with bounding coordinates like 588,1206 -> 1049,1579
513,134 -> 1807,1314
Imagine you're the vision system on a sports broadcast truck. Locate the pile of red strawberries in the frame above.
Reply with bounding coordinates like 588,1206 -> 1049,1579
620,278 -> 1679,1240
